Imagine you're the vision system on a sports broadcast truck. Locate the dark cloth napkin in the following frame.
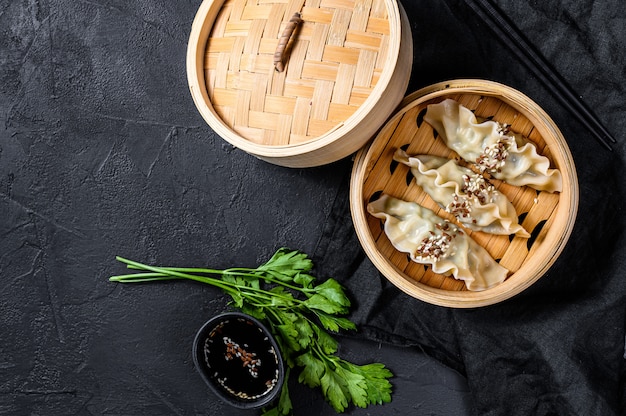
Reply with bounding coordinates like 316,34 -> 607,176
313,0 -> 626,414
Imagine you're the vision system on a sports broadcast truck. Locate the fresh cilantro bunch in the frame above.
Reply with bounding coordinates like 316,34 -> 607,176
110,248 -> 393,414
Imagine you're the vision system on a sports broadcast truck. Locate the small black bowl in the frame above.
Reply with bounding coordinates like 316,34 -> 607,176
192,312 -> 284,409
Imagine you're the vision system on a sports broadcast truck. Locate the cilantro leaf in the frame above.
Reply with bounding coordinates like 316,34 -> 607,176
335,362 -> 368,408
276,323 -> 301,352
303,294 -> 348,315
293,272 -> 315,289
312,324 -> 338,354
239,303 -> 266,320
315,279 -> 351,307
292,315 -> 314,349
223,272 -> 260,289
269,286 -> 295,307
263,368 -> 293,416
316,312 -> 357,332
320,366 -> 350,412
295,352 -> 325,388
227,290 -> 244,308
352,363 -> 393,405
257,248 -> 313,281
276,368 -> 294,415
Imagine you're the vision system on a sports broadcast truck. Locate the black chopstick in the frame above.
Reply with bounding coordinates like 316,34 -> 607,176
463,0 -> 616,151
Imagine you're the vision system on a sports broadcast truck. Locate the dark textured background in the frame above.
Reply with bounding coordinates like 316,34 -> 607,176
1,0 -> 624,415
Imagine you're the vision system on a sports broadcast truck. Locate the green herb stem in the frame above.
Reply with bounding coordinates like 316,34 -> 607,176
138,265 -> 316,295
113,260 -> 314,311
118,258 -> 258,293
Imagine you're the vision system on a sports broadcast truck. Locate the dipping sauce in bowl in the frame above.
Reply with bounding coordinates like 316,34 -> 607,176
192,312 -> 284,409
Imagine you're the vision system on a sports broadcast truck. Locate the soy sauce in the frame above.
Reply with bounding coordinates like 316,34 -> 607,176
202,317 -> 280,401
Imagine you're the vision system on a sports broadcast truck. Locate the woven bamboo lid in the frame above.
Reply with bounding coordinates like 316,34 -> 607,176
187,0 -> 413,167
350,80 -> 579,307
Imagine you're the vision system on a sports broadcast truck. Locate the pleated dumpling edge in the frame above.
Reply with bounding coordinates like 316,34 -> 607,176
367,194 -> 509,291
393,149 -> 530,238
423,98 -> 562,193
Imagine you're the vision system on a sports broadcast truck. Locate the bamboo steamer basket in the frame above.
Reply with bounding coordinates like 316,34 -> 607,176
187,0 -> 413,168
350,79 -> 579,308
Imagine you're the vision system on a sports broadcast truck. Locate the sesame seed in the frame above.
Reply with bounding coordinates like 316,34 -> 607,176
415,222 -> 459,261
476,135 -> 513,174
222,336 -> 262,378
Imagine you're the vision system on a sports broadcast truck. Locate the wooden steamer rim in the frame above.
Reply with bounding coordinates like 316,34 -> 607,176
187,0 -> 413,168
350,79 -> 579,308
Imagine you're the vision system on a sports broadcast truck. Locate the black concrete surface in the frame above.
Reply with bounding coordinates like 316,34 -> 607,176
2,0 -> 624,415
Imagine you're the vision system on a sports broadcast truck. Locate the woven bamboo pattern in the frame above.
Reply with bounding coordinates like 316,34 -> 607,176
350,81 -> 578,307
203,0 -> 392,146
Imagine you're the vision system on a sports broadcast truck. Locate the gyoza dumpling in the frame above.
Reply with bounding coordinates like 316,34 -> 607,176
423,99 -> 562,192
393,149 -> 530,238
367,194 -> 508,291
